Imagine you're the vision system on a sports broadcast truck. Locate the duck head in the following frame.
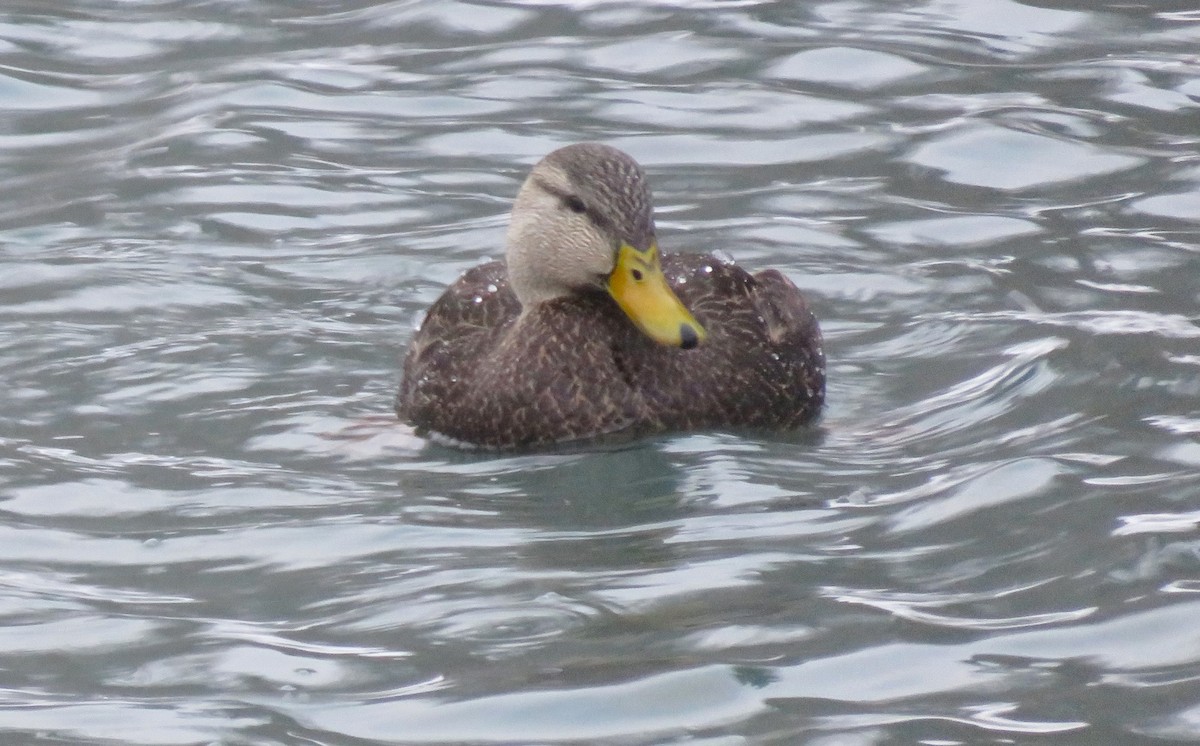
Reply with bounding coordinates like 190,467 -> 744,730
505,143 -> 706,349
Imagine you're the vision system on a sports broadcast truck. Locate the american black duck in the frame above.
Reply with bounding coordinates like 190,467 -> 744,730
397,143 -> 824,449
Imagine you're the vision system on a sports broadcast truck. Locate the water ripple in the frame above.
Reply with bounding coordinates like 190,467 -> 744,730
2,0 -> 1199,743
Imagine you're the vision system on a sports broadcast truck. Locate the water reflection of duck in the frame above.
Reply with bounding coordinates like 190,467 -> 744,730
396,143 -> 825,449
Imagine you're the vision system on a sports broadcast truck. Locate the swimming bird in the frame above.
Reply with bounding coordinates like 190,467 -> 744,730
396,143 -> 824,449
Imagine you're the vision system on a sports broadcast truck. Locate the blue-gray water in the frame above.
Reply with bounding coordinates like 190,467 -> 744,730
2,1 -> 1199,744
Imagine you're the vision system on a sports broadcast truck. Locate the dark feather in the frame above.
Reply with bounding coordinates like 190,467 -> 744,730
397,253 -> 824,449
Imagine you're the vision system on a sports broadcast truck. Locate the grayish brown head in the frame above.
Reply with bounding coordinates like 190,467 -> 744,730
506,143 -> 654,305
504,142 -> 706,348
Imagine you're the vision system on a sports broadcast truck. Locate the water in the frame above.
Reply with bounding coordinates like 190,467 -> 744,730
1,1 -> 1199,743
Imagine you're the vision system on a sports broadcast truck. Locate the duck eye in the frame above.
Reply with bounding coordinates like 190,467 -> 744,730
631,269 -> 643,281
563,195 -> 587,214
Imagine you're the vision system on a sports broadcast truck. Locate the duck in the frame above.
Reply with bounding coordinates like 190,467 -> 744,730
396,142 -> 825,449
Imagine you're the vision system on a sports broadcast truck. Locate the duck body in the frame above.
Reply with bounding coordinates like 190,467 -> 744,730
398,254 -> 824,449
396,143 -> 825,449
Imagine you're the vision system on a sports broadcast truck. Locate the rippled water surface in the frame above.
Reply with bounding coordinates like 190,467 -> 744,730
2,1 -> 1200,743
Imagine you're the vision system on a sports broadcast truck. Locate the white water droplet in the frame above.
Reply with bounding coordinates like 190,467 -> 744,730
472,295 -> 483,304
486,283 -> 498,293
712,249 -> 735,266
703,264 -> 713,274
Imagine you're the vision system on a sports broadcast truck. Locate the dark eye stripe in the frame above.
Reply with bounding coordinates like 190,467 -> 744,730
563,195 -> 587,214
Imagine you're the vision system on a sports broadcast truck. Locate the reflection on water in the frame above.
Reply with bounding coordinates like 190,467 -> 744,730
1,0 -> 1199,743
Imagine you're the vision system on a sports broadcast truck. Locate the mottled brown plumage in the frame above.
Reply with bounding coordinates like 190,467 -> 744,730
396,143 -> 825,449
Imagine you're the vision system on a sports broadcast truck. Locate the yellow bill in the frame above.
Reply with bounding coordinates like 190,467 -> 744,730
607,242 -> 706,349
